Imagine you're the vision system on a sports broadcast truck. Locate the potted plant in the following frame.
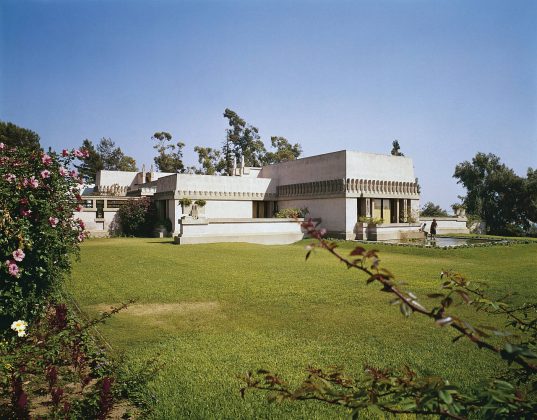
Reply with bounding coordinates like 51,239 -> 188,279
179,197 -> 193,217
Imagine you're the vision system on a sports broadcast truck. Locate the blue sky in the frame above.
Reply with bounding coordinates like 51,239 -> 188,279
1,0 -> 536,210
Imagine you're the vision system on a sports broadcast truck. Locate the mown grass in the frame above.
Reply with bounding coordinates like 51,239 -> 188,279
67,238 -> 537,419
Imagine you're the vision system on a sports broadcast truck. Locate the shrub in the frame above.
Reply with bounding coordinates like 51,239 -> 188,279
194,199 -> 206,207
116,197 -> 155,236
179,197 -> 192,207
358,216 -> 384,225
275,207 -> 308,218
0,143 -> 86,330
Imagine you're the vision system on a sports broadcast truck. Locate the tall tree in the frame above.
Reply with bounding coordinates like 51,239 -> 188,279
223,109 -> 267,173
264,136 -> 302,164
0,121 -> 41,150
390,139 -> 404,156
76,138 -> 137,182
454,152 -> 535,235
193,146 -> 225,175
151,131 -> 185,173
419,201 -> 449,217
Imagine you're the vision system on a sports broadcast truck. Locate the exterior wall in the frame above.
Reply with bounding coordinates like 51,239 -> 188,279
155,173 -> 277,201
175,218 -> 305,245
96,170 -> 139,188
259,151 -> 346,184
362,224 -> 423,241
204,200 -> 253,218
345,152 -> 416,182
345,198 -> 358,237
277,198 -> 347,234
75,210 -> 118,237
420,217 -> 469,234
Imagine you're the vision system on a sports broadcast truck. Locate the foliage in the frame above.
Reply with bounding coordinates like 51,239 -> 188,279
264,136 -> 302,164
0,300 -> 147,418
179,197 -> 192,207
242,221 -> 537,418
223,109 -> 267,173
454,152 -> 537,236
116,197 -> 155,236
0,143 -> 86,330
193,146 -> 226,175
274,207 -> 308,218
390,139 -> 404,156
194,199 -> 206,207
358,216 -> 384,225
0,121 -> 41,150
76,138 -> 137,182
151,131 -> 185,173
420,201 -> 449,217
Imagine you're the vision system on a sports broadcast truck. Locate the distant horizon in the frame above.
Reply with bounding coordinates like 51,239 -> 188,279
2,0 -> 536,211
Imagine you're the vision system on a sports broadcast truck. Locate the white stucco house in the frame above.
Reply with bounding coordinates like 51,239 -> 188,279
75,150 -> 468,244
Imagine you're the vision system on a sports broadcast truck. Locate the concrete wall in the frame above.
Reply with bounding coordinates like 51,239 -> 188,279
345,198 -> 358,236
157,173 -> 277,196
345,152 -> 416,182
204,200 -> 253,218
259,151 -> 346,184
75,210 -> 118,237
96,170 -> 138,188
277,197 -> 347,234
420,217 -> 469,234
175,218 -> 305,245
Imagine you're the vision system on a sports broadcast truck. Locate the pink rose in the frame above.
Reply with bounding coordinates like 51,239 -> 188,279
40,169 -> 51,179
69,169 -> 78,178
62,149 -> 69,157
20,209 -> 32,217
0,142 -> 5,149
59,167 -> 68,176
12,249 -> 25,262
49,217 -> 59,228
74,149 -> 84,158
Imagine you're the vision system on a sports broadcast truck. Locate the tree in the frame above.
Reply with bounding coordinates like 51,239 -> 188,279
0,121 -> 41,150
193,146 -> 226,175
453,153 -> 535,235
76,138 -> 137,182
420,201 -> 449,217
151,132 -> 185,173
264,136 -> 302,164
223,109 -> 267,174
390,139 -> 404,156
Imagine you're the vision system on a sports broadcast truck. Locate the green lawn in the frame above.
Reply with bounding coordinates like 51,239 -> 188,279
67,238 -> 537,419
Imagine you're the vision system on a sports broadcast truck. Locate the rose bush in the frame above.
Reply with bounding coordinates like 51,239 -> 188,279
0,143 -> 87,332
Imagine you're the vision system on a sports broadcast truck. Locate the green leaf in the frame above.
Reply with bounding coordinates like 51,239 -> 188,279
438,389 -> 453,404
400,302 -> 412,317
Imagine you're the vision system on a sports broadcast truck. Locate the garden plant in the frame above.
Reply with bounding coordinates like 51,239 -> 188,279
0,144 -> 149,418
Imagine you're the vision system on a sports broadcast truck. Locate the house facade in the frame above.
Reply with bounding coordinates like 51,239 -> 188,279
76,150 -> 468,244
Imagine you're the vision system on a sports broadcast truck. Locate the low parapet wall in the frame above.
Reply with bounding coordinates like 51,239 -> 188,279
420,217 -> 469,234
174,218 -> 306,245
354,223 -> 423,241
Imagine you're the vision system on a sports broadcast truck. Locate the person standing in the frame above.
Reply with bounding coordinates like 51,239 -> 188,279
430,218 -> 438,238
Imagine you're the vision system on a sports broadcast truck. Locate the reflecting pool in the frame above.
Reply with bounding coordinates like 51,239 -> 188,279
384,236 -> 506,247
